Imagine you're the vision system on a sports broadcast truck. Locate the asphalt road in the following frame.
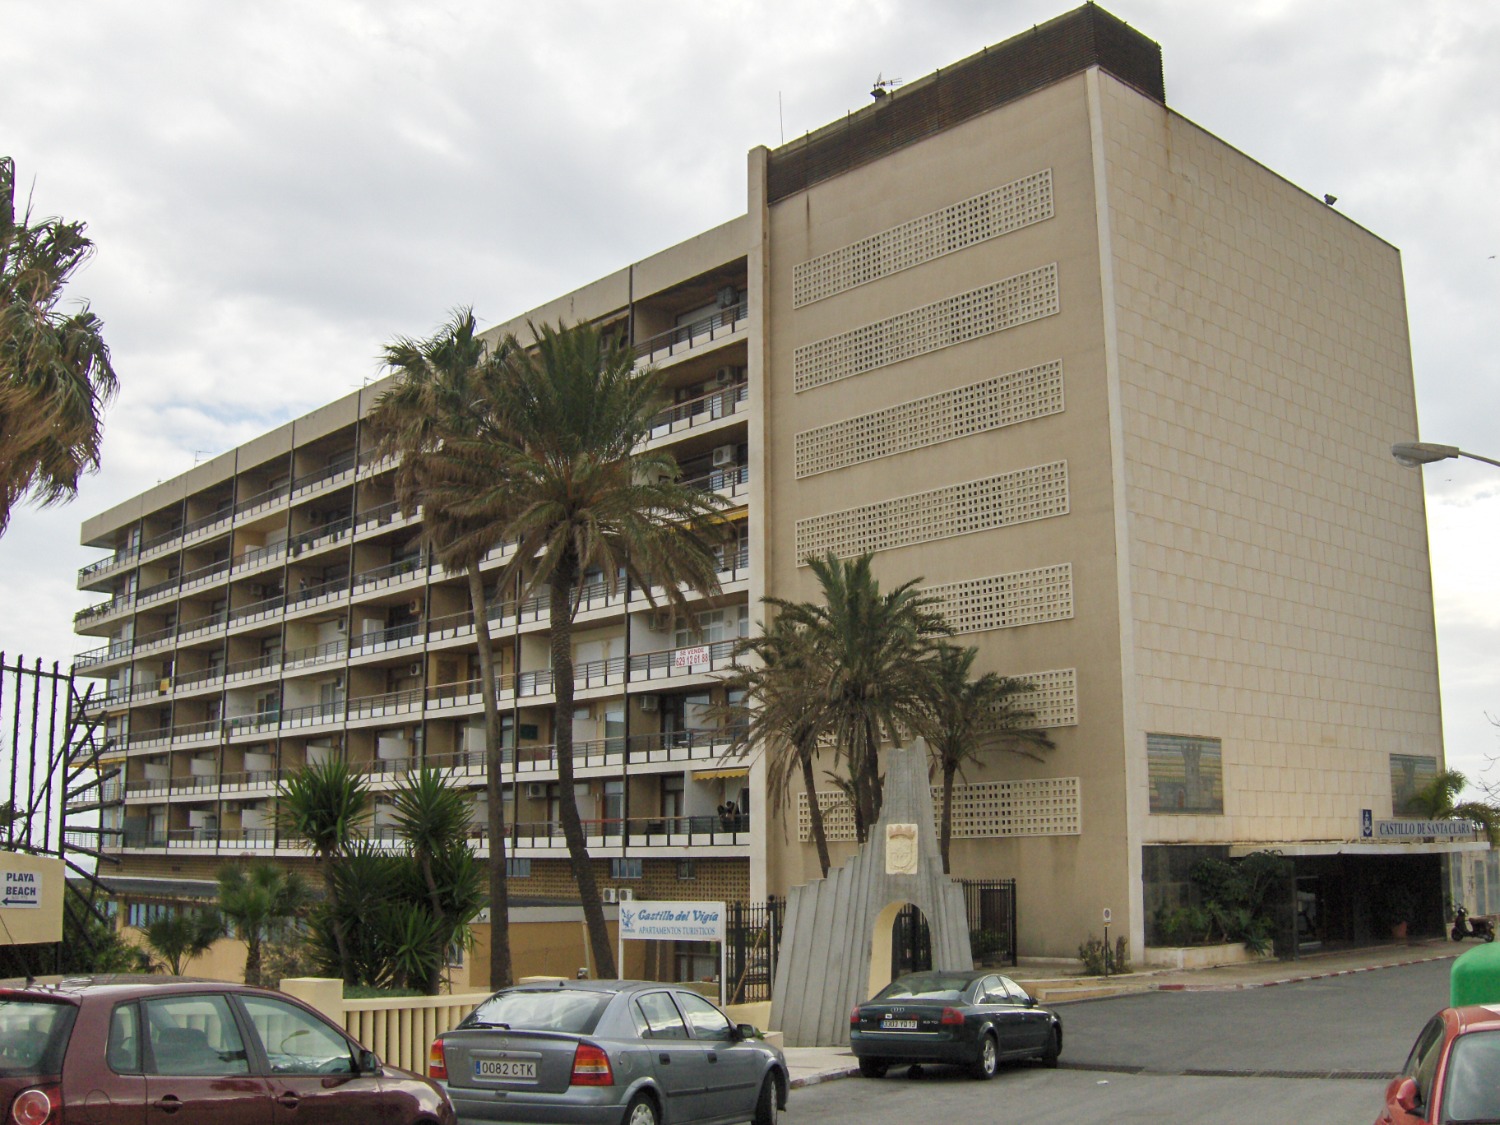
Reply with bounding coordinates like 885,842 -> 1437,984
784,957 -> 1453,1124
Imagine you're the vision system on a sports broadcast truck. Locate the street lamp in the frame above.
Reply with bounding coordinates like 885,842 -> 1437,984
1391,442 -> 1500,470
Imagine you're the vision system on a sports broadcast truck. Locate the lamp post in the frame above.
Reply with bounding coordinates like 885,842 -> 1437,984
1392,442 -> 1500,470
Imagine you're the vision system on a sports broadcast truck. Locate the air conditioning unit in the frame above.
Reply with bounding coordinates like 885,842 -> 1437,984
407,662 -> 423,677
640,695 -> 659,714
712,445 -> 735,467
716,286 -> 739,309
406,599 -> 421,614
602,888 -> 619,904
617,888 -> 635,902
334,620 -> 347,633
714,366 -> 737,386
526,782 -> 548,799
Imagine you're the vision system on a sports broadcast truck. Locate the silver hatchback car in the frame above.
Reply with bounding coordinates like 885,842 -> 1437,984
430,979 -> 787,1125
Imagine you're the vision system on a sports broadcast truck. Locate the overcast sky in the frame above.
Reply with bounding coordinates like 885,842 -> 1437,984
2,0 -> 1497,784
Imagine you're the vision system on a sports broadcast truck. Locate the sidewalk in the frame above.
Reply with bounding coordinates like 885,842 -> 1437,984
780,938 -> 1463,1088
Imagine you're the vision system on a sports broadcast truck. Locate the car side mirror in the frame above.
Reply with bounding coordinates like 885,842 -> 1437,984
1393,1077 -> 1421,1115
356,1049 -> 381,1075
733,1023 -> 759,1042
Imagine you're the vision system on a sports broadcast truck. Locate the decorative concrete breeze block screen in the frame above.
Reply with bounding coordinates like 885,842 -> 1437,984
923,564 -> 1073,635
792,170 -> 1054,308
799,776 -> 1081,841
794,461 -> 1069,561
792,263 -> 1060,393
794,360 -> 1064,478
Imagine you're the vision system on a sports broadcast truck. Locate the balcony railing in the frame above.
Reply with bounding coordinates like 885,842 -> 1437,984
634,299 -> 748,363
74,593 -> 136,626
290,574 -> 349,606
235,481 -> 290,516
346,687 -> 424,721
292,452 -> 356,495
79,548 -> 139,584
628,639 -> 738,680
648,381 -> 748,435
282,639 -> 346,669
349,621 -> 422,654
288,515 -> 354,555
224,652 -> 281,681
235,542 -> 287,571
352,557 -> 424,592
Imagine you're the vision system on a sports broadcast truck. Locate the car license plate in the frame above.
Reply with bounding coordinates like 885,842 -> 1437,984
474,1057 -> 538,1080
880,1019 -> 918,1030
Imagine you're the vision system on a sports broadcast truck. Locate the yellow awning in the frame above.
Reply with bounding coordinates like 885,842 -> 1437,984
692,767 -> 749,780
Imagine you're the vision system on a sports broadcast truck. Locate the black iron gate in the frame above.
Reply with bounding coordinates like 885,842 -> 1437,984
0,653 -> 121,972
724,897 -> 782,1004
892,903 -> 933,977
961,878 -> 1018,966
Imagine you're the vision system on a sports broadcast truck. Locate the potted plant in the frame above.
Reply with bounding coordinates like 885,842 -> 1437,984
1378,883 -> 1417,940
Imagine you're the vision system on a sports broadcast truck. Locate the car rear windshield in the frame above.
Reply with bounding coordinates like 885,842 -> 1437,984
461,989 -> 609,1034
0,998 -> 77,1077
874,974 -> 973,1001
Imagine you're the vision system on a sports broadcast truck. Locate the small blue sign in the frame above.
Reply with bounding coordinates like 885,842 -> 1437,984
1361,809 -> 1373,838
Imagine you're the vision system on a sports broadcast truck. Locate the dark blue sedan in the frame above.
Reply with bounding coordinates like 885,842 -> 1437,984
850,970 -> 1061,1079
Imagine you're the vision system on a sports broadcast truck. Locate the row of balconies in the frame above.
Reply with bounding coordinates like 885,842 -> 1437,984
80,345 -> 750,590
75,538 -> 750,673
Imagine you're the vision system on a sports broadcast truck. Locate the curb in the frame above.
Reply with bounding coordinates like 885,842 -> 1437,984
788,1066 -> 861,1089
1151,951 -> 1458,992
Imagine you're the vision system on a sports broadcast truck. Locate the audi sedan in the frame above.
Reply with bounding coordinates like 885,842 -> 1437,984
850,970 -> 1061,1079
0,975 -> 454,1125
430,979 -> 788,1124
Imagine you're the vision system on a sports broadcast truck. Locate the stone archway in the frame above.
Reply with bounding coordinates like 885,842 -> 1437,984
770,741 -> 972,1047
867,900 -> 934,1000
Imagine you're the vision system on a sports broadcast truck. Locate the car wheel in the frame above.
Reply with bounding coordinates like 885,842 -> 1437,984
624,1092 -> 660,1125
858,1057 -> 889,1079
1488,930 -> 1496,944
970,1032 -> 999,1080
1041,1027 -> 1061,1069
752,1073 -> 781,1125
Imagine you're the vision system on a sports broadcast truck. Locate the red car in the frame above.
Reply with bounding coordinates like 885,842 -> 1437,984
0,975 -> 455,1125
1379,1004 -> 1500,1124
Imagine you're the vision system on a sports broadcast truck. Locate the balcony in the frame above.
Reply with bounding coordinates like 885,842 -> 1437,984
74,592 -> 136,627
229,593 -> 285,628
346,687 -> 424,723
235,481 -> 291,520
171,718 -> 222,746
647,381 -> 748,439
74,640 -> 133,670
180,558 -> 231,594
292,452 -> 357,499
288,574 -> 349,610
634,299 -> 749,365
288,515 -> 354,557
282,639 -> 347,671
349,621 -> 422,657
78,548 -> 140,589
233,542 -> 288,574
483,812 -> 752,854
351,557 -> 425,596
629,639 -> 738,682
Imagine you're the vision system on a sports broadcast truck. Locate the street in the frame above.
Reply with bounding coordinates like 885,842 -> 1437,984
784,958 -> 1452,1124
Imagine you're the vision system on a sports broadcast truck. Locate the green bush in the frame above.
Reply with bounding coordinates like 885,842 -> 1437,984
969,928 -> 1007,961
1078,934 -> 1130,976
1153,905 -> 1212,946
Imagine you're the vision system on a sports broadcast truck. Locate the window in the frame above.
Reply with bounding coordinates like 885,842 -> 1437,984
634,993 -> 688,1040
1147,734 -> 1223,814
1391,754 -> 1438,817
144,994 -> 249,1076
107,1003 -> 140,1072
674,991 -> 732,1040
611,858 -> 643,880
239,995 -> 354,1075
506,858 -> 532,878
677,859 -> 697,881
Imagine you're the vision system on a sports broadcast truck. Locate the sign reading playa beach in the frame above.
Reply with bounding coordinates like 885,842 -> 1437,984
618,900 -> 726,942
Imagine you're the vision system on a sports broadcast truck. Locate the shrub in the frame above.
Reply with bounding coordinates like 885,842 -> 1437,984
1078,934 -> 1131,976
969,928 -> 1007,961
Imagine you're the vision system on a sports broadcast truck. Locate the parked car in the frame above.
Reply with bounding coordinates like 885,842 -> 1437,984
0,975 -> 455,1125
429,979 -> 787,1124
1379,1004 -> 1500,1124
850,969 -> 1061,1079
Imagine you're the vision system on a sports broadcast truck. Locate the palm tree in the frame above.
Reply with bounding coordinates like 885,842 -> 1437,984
366,307 -> 517,990
723,613 -> 834,878
0,157 -> 117,536
1407,769 -> 1500,846
217,861 -> 311,988
277,758 -> 370,981
423,320 -> 730,977
923,643 -> 1054,873
769,553 -> 949,840
141,908 -> 223,975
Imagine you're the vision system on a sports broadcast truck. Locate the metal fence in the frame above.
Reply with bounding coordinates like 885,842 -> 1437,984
960,878 -> 1018,966
724,897 -> 783,1004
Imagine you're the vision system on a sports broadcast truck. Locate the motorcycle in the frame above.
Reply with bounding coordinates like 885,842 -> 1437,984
1451,904 -> 1496,943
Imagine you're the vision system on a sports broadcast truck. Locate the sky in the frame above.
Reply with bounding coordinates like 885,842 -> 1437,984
2,0 -> 1497,785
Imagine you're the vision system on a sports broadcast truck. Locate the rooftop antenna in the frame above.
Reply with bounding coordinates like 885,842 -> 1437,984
191,450 -> 209,465
870,73 -> 903,100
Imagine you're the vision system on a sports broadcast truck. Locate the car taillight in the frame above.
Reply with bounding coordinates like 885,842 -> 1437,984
428,1038 -> 447,1081
10,1085 -> 60,1125
571,1042 -> 613,1086
940,1007 -> 965,1026
850,1006 -> 861,1026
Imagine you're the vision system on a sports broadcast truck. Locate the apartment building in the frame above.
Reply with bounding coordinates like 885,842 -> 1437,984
73,5 -> 1464,964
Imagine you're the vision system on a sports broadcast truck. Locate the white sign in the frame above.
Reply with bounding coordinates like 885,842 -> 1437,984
673,647 -> 710,669
1102,907 -> 1113,925
618,900 -> 726,942
2,870 -> 42,909
1373,819 -> 1480,839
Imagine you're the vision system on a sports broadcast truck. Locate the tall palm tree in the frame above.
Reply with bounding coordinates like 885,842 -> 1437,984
923,643 -> 1054,873
0,156 -> 117,536
217,861 -> 311,987
769,553 -> 949,840
277,759 -> 370,981
141,908 -> 224,976
724,613 -> 834,878
423,320 -> 730,977
367,307 -> 517,990
1408,769 -> 1500,846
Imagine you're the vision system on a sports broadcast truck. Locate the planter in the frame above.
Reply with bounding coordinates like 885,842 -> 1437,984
1142,942 -> 1271,971
1391,921 -> 1409,940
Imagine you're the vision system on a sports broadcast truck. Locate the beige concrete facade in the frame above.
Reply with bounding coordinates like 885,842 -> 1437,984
71,5 -> 1451,966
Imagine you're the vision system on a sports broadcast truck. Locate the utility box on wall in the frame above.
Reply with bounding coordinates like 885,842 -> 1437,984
0,852 -> 65,945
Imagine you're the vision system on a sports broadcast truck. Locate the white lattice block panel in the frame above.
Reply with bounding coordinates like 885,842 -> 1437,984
794,360 -> 1064,478
795,461 -> 1069,561
798,776 -> 1081,841
792,264 -> 1060,393
924,565 -> 1073,634
792,170 -> 1055,307
1009,668 -> 1078,728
